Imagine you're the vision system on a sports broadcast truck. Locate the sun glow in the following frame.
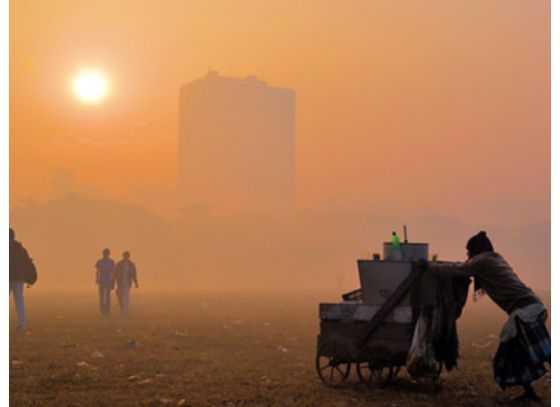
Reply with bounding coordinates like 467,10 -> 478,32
72,70 -> 109,103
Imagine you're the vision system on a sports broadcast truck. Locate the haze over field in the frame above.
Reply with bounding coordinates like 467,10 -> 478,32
9,196 -> 550,293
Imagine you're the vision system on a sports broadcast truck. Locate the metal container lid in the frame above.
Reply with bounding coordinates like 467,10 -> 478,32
383,242 -> 429,261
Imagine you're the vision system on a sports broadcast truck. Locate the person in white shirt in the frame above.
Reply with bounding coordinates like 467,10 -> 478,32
95,248 -> 115,316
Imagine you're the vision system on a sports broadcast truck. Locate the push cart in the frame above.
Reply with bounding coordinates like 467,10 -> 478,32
316,241 -> 444,386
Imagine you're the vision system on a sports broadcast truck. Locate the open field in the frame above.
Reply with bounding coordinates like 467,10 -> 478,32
10,290 -> 550,406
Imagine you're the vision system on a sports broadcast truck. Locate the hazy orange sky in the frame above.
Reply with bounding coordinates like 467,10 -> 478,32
10,0 -> 550,226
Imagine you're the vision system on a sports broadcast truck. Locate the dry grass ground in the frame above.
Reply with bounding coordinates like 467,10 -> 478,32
9,290 -> 550,406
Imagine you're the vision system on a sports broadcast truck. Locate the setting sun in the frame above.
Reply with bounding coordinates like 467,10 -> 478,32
72,70 -> 109,103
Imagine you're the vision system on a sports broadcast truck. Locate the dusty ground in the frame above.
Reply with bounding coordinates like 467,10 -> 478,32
9,290 -> 550,406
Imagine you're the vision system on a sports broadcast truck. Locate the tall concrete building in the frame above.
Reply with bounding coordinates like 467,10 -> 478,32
178,71 -> 295,212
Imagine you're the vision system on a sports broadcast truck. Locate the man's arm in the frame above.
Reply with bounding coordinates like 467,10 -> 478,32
132,264 -> 139,288
95,263 -> 100,284
21,246 -> 31,261
112,262 -> 119,288
428,261 -> 475,279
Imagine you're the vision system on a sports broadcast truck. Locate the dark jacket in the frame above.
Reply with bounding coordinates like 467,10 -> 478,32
428,252 -> 541,314
9,240 -> 31,282
113,260 -> 138,288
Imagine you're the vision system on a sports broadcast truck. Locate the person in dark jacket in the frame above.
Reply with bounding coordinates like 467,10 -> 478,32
113,251 -> 139,314
421,231 -> 550,401
9,228 -> 32,330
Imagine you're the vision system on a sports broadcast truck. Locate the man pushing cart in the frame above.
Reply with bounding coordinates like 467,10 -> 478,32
316,230 -> 550,402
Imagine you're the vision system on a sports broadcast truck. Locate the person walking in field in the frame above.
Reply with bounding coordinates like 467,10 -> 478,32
113,251 -> 139,314
95,248 -> 114,316
9,228 -> 37,331
419,231 -> 550,402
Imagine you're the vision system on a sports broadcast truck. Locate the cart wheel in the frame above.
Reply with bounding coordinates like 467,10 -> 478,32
356,363 -> 396,385
315,343 -> 351,386
356,362 -> 375,384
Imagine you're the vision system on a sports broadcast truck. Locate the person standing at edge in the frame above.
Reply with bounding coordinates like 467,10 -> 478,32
95,248 -> 115,316
113,251 -> 139,314
9,228 -> 33,330
417,231 -> 550,402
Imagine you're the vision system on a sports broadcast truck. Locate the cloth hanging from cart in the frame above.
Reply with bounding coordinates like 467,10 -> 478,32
431,273 -> 471,371
493,304 -> 550,389
406,308 -> 440,378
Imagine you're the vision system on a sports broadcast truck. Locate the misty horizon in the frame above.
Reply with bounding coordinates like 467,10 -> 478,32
9,192 -> 551,294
